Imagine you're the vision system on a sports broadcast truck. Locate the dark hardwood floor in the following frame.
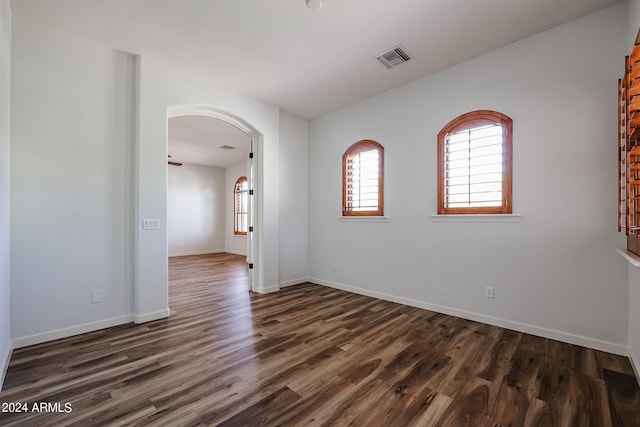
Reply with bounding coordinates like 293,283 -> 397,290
1,253 -> 639,426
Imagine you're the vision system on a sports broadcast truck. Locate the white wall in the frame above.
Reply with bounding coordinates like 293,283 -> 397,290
10,14 -> 135,342
9,11 -> 290,342
225,161 -> 248,256
0,0 -> 11,390
168,163 -> 225,257
279,112 -> 309,287
137,57 -> 281,299
7,5 -> 311,345
309,4 -> 629,353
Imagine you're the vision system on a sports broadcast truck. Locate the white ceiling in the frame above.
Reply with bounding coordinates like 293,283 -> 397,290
11,0 -> 622,120
168,116 -> 251,169
11,0 -> 622,168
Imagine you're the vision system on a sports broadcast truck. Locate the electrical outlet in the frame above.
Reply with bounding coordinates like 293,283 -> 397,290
332,264 -> 338,271
92,290 -> 103,304
485,286 -> 494,299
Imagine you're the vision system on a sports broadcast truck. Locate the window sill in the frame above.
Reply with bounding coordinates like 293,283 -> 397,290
617,248 -> 640,267
430,214 -> 522,223
339,216 -> 390,223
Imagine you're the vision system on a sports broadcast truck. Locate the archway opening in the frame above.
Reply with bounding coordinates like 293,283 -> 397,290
167,105 -> 262,293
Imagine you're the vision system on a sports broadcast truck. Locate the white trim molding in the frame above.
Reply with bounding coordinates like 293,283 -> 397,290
307,276 -> 628,356
13,315 -> 134,349
224,248 -> 248,257
256,284 -> 280,294
12,308 -> 171,350
168,249 -> 226,258
134,309 -> 170,324
618,248 -> 640,267
630,345 -> 640,388
280,277 -> 308,288
0,339 -> 12,392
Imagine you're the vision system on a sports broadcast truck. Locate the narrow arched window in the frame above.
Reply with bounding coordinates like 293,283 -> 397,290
438,110 -> 512,214
234,176 -> 248,235
342,140 -> 384,216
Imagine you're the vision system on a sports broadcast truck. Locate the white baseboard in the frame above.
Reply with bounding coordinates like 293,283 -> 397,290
629,345 -> 640,388
0,338 -> 13,392
12,308 -> 171,349
134,309 -> 170,324
279,277 -> 308,288
13,315 -> 133,349
168,249 -> 224,257
169,250 -> 248,257
255,285 -> 280,294
308,277 -> 629,357
224,249 -> 247,256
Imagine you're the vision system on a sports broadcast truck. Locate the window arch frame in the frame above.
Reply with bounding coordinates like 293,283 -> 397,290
342,139 -> 384,217
234,176 -> 248,235
437,110 -> 513,215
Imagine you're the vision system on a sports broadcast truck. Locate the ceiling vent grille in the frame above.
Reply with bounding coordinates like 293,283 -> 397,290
219,145 -> 236,150
377,45 -> 412,69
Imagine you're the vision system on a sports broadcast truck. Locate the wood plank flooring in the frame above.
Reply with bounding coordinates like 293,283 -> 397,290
1,252 -> 639,426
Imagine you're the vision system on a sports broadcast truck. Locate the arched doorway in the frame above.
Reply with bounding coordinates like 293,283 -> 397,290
167,105 -> 262,292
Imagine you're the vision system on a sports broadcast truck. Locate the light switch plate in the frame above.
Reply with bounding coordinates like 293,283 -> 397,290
142,219 -> 160,230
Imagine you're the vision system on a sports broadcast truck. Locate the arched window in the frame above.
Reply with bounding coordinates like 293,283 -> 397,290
342,140 -> 384,216
438,110 -> 512,214
234,176 -> 248,235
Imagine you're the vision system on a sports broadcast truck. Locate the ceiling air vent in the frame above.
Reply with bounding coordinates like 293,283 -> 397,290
377,45 -> 412,69
219,145 -> 236,150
